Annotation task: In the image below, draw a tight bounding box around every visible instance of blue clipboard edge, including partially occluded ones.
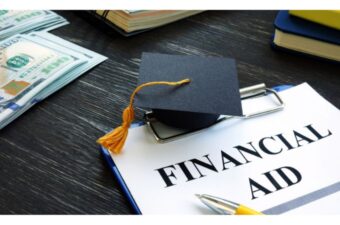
[99,85,293,215]
[100,146,142,214]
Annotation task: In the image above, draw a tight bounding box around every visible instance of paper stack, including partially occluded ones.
[0,10,68,40]
[0,32,107,129]
[93,10,203,36]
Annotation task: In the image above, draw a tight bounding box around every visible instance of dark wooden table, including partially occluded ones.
[0,11,339,214]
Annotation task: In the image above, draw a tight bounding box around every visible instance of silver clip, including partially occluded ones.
[144,83,285,143]
[240,83,284,118]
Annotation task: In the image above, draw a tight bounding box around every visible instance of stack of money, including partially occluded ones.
[0,10,68,40]
[0,32,107,129]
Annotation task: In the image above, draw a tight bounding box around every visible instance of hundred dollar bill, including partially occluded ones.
[0,32,107,129]
[0,35,87,122]
[28,31,107,66]
[25,32,107,95]
[0,11,48,31]
[0,10,68,40]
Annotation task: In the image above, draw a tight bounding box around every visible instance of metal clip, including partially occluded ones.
[144,83,285,143]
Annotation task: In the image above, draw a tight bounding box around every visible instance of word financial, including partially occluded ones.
[155,124,332,199]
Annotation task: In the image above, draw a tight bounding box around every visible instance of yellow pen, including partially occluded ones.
[195,194,263,215]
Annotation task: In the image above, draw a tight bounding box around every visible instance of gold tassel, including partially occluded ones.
[97,78,191,154]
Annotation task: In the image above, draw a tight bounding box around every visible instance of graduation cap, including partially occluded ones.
[135,52,242,129]
[98,53,243,154]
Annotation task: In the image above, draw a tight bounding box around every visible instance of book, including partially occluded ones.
[272,11,340,62]
[101,83,340,214]
[289,10,340,31]
[92,10,203,36]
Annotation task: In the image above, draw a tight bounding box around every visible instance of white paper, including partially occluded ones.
[110,83,340,214]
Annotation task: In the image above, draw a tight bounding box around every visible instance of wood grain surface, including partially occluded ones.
[0,11,339,214]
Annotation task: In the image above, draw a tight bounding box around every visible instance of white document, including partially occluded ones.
[110,83,340,214]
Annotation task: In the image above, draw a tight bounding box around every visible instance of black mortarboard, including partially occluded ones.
[98,52,243,154]
[135,53,243,130]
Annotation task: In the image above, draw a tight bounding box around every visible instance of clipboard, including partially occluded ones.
[100,145,142,214]
[99,84,293,214]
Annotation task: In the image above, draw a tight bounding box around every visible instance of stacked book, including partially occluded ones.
[91,10,203,36]
[272,10,340,63]
[0,10,68,40]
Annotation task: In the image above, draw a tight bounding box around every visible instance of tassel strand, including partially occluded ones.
[97,78,190,154]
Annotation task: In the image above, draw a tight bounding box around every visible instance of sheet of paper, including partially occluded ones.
[110,83,340,214]
[284,191,340,215]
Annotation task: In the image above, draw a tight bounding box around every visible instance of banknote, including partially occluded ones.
[0,34,87,122]
[0,11,49,31]
[25,32,107,99]
[0,10,68,40]
[0,32,107,129]
[27,31,107,65]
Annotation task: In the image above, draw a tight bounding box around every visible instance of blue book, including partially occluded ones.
[272,11,340,62]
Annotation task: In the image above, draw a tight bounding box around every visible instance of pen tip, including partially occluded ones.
[195,194,202,199]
